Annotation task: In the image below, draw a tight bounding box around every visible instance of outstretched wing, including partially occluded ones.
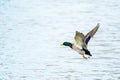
[74,31,86,49]
[85,23,100,45]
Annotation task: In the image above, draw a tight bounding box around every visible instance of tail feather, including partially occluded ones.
[83,48,92,56]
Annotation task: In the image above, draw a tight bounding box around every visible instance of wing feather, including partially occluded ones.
[74,31,86,49]
[85,23,100,45]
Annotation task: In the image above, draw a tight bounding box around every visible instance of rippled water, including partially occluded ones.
[0,0,120,80]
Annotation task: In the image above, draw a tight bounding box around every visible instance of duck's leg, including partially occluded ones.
[82,54,87,59]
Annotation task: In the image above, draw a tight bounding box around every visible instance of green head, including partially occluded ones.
[61,42,72,47]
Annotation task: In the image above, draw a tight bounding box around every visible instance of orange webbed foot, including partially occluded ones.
[82,55,88,60]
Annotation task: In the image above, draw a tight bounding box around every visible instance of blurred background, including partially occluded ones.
[0,0,120,80]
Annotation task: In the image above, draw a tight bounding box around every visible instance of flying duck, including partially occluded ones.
[61,23,99,59]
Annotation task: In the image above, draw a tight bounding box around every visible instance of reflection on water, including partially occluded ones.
[0,0,120,80]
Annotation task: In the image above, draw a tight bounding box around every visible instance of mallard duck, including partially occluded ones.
[61,24,99,59]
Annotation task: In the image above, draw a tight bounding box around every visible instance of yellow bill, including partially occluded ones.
[60,44,64,46]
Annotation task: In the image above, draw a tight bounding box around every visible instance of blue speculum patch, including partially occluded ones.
[85,36,91,44]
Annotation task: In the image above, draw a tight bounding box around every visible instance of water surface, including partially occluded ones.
[0,0,120,80]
